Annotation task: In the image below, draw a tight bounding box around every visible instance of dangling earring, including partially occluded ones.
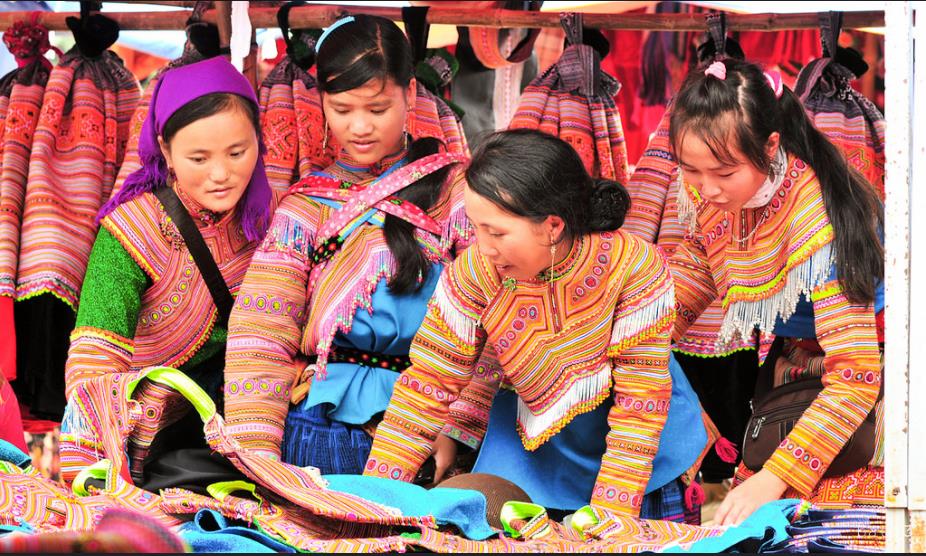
[403,125,408,151]
[549,239,557,280]
[168,166,177,186]
[548,235,562,334]
[322,121,329,152]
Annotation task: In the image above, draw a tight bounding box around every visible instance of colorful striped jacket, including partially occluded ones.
[668,154,882,495]
[364,231,676,517]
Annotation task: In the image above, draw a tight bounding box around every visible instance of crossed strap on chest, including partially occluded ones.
[289,153,462,264]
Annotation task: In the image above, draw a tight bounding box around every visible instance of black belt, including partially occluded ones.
[327,346,411,372]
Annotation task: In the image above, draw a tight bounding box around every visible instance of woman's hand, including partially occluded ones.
[431,433,459,484]
[713,469,788,526]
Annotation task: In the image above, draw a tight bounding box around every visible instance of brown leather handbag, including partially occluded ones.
[741,338,881,478]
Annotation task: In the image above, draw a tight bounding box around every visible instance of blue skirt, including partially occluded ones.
[280,403,373,475]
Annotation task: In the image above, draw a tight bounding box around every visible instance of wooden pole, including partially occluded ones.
[244,6,885,32]
[0,10,194,30]
[214,1,232,49]
[0,7,885,32]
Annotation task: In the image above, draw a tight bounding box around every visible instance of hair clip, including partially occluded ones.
[704,60,726,80]
[764,70,783,99]
[316,15,355,52]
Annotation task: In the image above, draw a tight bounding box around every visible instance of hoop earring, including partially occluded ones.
[322,121,328,151]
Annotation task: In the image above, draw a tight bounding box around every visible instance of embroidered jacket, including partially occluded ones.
[65,190,257,397]
[669,154,882,494]
[364,231,676,517]
[223,152,472,456]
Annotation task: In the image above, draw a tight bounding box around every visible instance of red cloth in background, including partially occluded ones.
[1,378,27,452]
[0,296,14,381]
[595,27,824,166]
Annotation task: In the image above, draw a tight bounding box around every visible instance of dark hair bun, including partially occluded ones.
[588,178,630,231]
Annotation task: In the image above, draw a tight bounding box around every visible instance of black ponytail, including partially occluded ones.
[670,58,883,304]
[383,137,451,294]
[776,86,883,303]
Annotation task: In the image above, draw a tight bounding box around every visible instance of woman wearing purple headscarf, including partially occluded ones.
[60,57,273,486]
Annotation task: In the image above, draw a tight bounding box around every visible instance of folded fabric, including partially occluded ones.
[323,474,496,540]
[661,498,800,553]
[0,438,30,468]
[179,509,296,553]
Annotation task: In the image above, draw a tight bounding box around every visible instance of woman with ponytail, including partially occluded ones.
[223,15,472,473]
[364,128,713,523]
[668,58,884,525]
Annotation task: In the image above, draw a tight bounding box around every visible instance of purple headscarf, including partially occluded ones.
[98,56,272,242]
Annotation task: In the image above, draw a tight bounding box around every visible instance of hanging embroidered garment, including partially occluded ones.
[107,1,217,202]
[15,11,140,307]
[793,12,885,200]
[11,9,140,420]
[408,83,469,157]
[509,13,629,183]
[0,16,58,383]
[259,5,332,189]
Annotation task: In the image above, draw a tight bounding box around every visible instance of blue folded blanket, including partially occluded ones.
[323,474,497,540]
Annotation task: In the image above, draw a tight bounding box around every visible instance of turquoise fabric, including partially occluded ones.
[178,509,296,553]
[323,474,497,540]
[661,498,800,553]
[472,352,707,511]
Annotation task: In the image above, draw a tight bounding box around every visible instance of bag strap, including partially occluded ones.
[154,187,234,328]
[752,335,786,402]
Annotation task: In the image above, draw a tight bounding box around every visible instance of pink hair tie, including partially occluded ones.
[704,61,726,80]
[764,70,783,99]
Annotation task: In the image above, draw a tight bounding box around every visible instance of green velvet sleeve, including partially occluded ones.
[75,227,227,375]
[75,227,151,338]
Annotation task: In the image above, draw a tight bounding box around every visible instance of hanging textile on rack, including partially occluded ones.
[509,12,629,183]
[0,15,58,384]
[794,12,885,199]
[12,5,140,420]
[259,1,329,190]
[402,6,469,156]
[447,1,542,142]
[108,0,218,201]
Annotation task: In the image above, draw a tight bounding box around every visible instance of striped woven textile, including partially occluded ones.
[509,14,629,183]
[670,155,882,496]
[15,48,140,309]
[409,82,469,156]
[0,64,51,300]
[365,231,676,518]
[794,62,885,200]
[259,55,336,191]
[0,457,181,535]
[794,13,884,200]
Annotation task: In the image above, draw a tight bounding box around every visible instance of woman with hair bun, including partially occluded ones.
[364,128,711,522]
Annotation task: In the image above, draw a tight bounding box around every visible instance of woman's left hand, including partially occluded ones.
[713,469,788,526]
